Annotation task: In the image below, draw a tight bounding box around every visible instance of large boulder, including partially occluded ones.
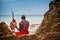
[0,22,19,40]
[36,0,60,40]
[0,22,12,37]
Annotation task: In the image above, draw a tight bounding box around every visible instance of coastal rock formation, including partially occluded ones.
[0,22,12,37]
[36,0,60,40]
[0,0,60,40]
[0,22,20,40]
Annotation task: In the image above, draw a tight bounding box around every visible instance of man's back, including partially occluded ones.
[15,15,29,36]
[19,20,29,31]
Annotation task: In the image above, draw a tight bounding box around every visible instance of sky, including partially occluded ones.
[0,0,51,15]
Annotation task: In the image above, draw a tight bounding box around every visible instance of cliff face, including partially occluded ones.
[37,0,60,33]
[36,0,60,40]
[0,0,60,40]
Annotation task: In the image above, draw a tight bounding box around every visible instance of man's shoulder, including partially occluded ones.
[25,20,29,23]
[19,20,29,24]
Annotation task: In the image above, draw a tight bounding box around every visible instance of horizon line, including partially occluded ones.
[0,15,43,16]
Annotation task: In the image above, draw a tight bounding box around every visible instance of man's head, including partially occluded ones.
[21,15,26,19]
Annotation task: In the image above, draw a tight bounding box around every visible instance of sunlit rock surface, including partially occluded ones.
[36,0,60,40]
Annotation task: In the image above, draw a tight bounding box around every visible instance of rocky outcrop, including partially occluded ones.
[0,0,60,40]
[36,0,60,40]
[0,22,19,40]
[0,22,13,37]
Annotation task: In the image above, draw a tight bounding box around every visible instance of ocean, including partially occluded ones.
[0,15,44,34]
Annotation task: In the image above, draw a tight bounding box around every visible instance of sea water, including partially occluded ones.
[0,15,44,34]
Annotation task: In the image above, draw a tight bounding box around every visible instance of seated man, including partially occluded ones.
[16,15,29,36]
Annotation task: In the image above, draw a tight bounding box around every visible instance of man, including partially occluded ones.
[16,15,29,36]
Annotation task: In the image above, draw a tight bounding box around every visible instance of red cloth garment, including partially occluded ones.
[15,26,29,36]
[15,20,29,36]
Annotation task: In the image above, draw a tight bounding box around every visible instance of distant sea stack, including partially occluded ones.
[36,0,60,40]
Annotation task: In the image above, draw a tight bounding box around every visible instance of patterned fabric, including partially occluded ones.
[19,20,29,31]
[15,20,29,36]
[10,21,17,30]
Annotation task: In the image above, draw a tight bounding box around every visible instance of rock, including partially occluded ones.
[51,23,60,32]
[0,36,19,40]
[41,32,60,40]
[36,0,60,40]
[0,22,19,40]
[0,22,12,37]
